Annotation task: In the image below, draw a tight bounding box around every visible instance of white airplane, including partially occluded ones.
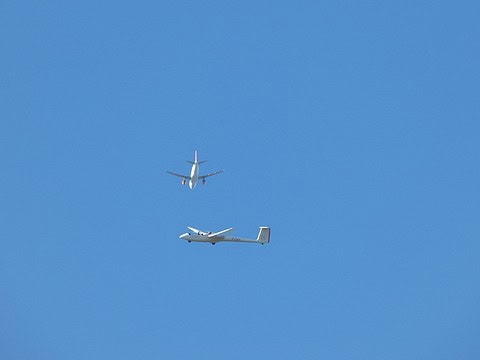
[166,150,223,189]
[180,226,271,245]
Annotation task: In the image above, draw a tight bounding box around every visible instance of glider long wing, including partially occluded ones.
[187,226,208,235]
[208,227,234,237]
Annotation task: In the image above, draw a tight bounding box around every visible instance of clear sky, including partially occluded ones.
[1,1,480,359]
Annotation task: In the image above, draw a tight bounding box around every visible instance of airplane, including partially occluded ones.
[180,226,271,245]
[166,150,223,189]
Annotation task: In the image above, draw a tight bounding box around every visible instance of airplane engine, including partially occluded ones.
[202,179,206,185]
[181,179,186,185]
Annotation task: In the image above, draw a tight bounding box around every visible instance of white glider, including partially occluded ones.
[180,226,271,245]
[167,150,223,189]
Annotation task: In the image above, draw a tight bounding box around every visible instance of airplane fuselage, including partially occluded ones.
[189,162,199,189]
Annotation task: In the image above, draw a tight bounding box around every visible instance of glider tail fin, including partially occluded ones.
[257,227,271,244]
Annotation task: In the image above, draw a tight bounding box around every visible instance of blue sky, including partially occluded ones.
[1,1,480,359]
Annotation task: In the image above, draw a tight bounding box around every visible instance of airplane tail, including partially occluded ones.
[257,227,271,244]
[187,150,207,164]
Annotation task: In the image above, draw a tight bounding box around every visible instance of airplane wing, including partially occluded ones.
[208,227,234,237]
[198,170,224,180]
[166,171,191,180]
